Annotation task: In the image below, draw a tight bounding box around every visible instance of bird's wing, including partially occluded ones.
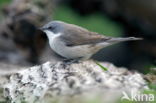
[60,23,111,46]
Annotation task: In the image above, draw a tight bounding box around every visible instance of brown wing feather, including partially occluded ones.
[60,23,111,46]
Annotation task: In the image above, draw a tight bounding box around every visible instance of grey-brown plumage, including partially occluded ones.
[40,21,142,60]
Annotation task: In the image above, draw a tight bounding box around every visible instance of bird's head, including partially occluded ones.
[40,21,65,37]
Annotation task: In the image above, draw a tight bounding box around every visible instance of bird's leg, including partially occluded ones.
[63,58,79,64]
[62,57,82,65]
[61,58,79,69]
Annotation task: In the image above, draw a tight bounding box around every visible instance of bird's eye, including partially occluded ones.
[47,26,56,33]
[48,27,52,29]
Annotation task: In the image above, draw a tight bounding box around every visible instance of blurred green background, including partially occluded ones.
[0,0,10,18]
[53,5,123,37]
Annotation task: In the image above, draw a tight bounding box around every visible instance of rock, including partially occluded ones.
[3,60,148,103]
[0,62,25,102]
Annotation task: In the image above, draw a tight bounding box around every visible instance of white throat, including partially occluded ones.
[44,30,62,42]
[44,30,56,39]
[44,30,62,44]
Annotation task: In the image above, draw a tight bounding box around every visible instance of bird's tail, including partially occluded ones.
[107,37,143,43]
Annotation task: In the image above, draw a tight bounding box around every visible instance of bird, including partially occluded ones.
[40,20,142,62]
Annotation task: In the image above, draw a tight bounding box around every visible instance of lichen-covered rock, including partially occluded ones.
[4,60,148,103]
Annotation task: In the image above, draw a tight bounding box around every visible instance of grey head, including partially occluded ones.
[40,21,65,34]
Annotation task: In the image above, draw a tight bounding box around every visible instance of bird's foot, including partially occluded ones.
[63,59,80,65]
[61,59,79,69]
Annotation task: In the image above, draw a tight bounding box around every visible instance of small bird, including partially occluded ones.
[40,21,142,62]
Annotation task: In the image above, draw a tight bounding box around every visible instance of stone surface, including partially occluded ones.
[3,60,148,103]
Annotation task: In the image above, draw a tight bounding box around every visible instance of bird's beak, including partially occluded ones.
[39,27,47,31]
